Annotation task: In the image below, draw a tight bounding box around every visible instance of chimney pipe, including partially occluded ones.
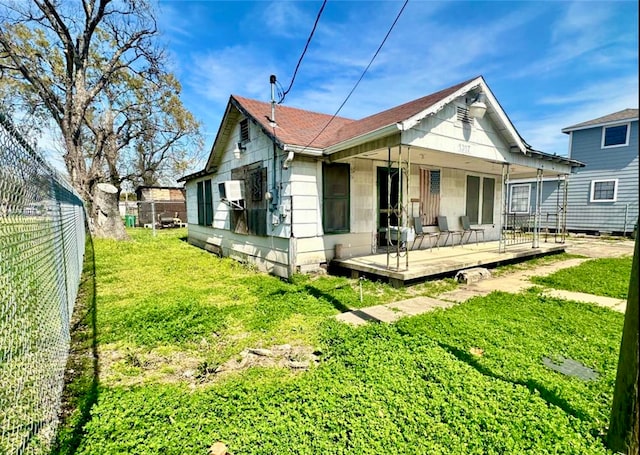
[270,74,277,126]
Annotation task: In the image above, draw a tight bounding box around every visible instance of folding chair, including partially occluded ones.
[460,215,485,245]
[436,216,464,247]
[412,217,440,251]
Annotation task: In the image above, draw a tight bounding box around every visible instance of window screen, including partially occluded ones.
[482,177,495,223]
[509,184,530,213]
[465,175,480,224]
[323,163,350,233]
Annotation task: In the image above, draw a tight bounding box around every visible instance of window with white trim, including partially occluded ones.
[590,179,618,202]
[601,123,629,148]
[509,184,531,213]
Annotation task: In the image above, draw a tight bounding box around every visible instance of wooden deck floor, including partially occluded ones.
[331,240,566,286]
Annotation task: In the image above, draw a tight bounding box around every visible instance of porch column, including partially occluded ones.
[499,163,510,253]
[533,168,544,248]
[561,175,568,243]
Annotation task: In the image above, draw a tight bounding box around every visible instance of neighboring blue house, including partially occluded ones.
[562,108,638,235]
[507,108,638,236]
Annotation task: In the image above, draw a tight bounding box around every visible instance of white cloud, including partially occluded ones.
[516,76,639,155]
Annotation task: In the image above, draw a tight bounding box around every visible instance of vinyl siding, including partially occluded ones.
[566,120,638,233]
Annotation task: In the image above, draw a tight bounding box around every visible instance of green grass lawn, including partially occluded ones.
[55,229,624,454]
[531,256,633,299]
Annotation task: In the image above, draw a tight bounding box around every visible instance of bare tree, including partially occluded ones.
[0,0,201,238]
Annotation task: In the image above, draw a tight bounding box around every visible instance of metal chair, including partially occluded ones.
[412,217,440,251]
[460,215,485,245]
[436,216,464,246]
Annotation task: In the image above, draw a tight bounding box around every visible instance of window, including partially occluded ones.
[323,163,350,233]
[602,123,629,148]
[465,175,495,224]
[240,119,250,143]
[230,163,267,236]
[590,179,618,202]
[196,179,213,226]
[509,184,531,213]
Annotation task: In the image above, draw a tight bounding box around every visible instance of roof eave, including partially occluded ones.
[323,123,401,155]
[562,117,639,134]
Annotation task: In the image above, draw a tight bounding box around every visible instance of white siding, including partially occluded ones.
[404,102,510,163]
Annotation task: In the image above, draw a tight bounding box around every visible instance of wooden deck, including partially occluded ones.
[331,240,566,286]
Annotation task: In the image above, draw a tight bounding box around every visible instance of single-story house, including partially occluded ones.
[180,76,583,278]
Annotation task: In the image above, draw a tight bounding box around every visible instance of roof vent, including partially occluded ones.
[457,106,472,124]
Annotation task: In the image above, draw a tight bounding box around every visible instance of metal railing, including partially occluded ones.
[0,113,85,454]
[565,204,638,236]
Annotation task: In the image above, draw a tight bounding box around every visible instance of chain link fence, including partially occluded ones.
[0,113,85,454]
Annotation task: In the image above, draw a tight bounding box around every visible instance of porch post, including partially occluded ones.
[561,176,568,243]
[533,168,543,248]
[500,163,509,253]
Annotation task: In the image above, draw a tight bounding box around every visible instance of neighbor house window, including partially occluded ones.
[466,175,495,224]
[590,179,618,202]
[601,123,629,148]
[323,163,350,233]
[240,119,250,143]
[197,179,213,226]
[509,184,531,213]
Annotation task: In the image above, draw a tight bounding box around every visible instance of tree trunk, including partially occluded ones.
[608,236,639,454]
[90,183,129,240]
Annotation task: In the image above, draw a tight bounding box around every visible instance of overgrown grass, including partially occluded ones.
[531,256,633,299]
[57,229,624,454]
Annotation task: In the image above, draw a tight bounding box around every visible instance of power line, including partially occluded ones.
[301,0,409,151]
[278,0,327,104]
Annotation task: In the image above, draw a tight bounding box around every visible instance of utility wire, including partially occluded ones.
[278,0,327,104]
[300,0,409,151]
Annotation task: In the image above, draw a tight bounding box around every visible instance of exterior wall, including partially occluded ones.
[507,178,568,232]
[404,101,511,163]
[187,223,291,278]
[294,160,503,266]
[565,120,638,233]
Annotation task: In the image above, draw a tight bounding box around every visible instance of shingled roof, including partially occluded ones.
[231,95,354,149]
[562,108,639,133]
[232,76,479,150]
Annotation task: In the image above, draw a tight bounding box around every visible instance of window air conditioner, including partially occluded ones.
[218,180,244,203]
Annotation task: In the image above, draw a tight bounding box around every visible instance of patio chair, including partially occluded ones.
[436,216,464,247]
[460,215,485,245]
[412,217,440,251]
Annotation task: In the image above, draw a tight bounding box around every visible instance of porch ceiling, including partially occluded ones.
[335,145,567,178]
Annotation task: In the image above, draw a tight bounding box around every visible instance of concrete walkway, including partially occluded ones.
[335,237,633,325]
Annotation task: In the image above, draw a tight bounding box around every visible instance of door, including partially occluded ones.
[377,166,401,246]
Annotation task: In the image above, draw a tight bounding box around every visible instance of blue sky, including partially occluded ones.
[157,0,638,160]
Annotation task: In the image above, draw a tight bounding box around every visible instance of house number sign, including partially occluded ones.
[458,144,471,154]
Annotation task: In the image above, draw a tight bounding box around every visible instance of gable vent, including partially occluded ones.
[457,106,472,124]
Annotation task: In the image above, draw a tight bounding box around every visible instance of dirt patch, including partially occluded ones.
[198,344,321,381]
[99,343,320,387]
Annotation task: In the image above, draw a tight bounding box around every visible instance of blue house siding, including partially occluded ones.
[566,119,638,234]
[507,179,568,230]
